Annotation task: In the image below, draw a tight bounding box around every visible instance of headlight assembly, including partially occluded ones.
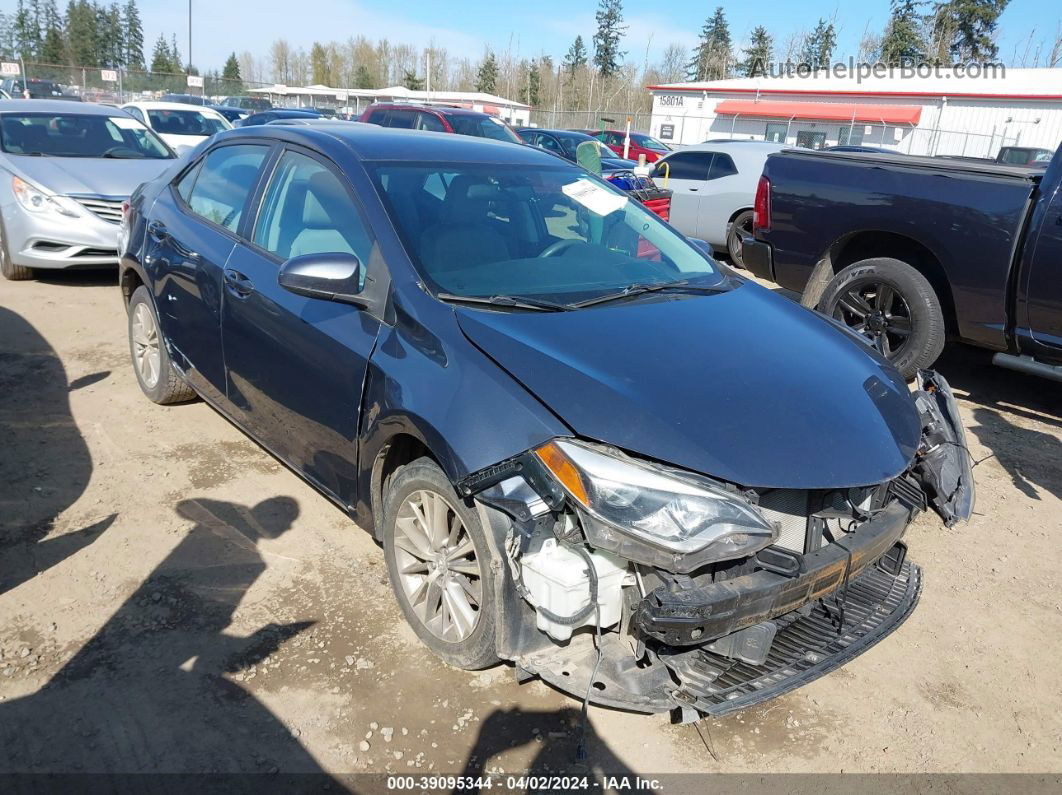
[534,439,777,573]
[12,176,80,217]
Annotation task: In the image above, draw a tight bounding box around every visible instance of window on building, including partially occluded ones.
[839,125,865,146]
[765,123,787,143]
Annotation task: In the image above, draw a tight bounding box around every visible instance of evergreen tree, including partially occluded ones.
[526,59,541,106]
[222,52,241,80]
[170,33,182,71]
[0,12,15,60]
[562,35,587,80]
[354,64,373,89]
[592,0,626,78]
[149,33,170,72]
[800,18,837,69]
[401,68,423,90]
[64,0,97,66]
[122,0,144,69]
[687,7,732,80]
[39,0,64,63]
[739,25,772,76]
[930,0,1008,63]
[475,50,497,93]
[14,0,36,58]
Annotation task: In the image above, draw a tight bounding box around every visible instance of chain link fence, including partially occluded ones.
[528,108,653,133]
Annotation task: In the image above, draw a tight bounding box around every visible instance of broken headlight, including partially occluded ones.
[534,439,777,573]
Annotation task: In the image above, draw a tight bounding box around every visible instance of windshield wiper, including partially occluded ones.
[570,280,729,308]
[436,293,571,312]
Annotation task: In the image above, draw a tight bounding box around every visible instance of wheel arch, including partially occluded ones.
[825,230,958,336]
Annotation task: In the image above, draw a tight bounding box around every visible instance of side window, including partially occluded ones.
[417,112,446,132]
[366,108,389,126]
[605,132,623,146]
[536,134,564,155]
[183,144,268,231]
[175,159,204,203]
[707,154,737,180]
[125,107,145,124]
[386,110,417,129]
[253,150,373,267]
[655,152,713,181]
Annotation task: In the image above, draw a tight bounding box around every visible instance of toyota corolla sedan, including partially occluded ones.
[0,100,177,280]
[118,124,973,720]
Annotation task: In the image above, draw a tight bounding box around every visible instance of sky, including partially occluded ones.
[91,0,1062,75]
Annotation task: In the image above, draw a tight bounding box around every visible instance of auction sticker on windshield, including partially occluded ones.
[562,178,628,216]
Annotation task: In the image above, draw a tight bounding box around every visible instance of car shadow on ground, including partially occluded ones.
[456,706,637,787]
[0,495,340,786]
[0,306,113,596]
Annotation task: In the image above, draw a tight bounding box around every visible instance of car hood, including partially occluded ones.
[456,281,922,489]
[5,155,176,198]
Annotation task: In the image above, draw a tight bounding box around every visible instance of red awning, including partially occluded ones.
[714,99,922,125]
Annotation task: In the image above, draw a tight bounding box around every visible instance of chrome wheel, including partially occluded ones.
[131,302,161,388]
[392,489,482,642]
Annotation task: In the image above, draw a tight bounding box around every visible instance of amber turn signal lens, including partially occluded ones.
[534,441,589,506]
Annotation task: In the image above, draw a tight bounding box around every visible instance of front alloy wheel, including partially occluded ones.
[393,489,483,642]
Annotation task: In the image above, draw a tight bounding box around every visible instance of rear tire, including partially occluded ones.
[382,457,500,670]
[0,218,33,281]
[127,286,196,404]
[726,210,755,268]
[817,257,945,380]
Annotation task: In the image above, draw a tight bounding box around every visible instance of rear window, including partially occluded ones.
[0,112,173,159]
[147,109,228,136]
[631,133,670,153]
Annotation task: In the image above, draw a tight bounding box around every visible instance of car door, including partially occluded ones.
[652,151,714,237]
[149,141,271,405]
[693,151,743,245]
[220,146,383,506]
[1023,178,1062,354]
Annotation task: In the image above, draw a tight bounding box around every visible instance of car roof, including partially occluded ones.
[124,101,221,112]
[369,103,493,118]
[680,140,788,153]
[213,123,559,165]
[0,99,114,115]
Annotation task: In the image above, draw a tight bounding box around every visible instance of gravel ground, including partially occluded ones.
[1,270,1060,783]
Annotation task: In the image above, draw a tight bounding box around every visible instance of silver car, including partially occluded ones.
[651,140,787,267]
[0,99,178,280]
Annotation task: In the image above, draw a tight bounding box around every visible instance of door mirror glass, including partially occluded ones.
[278,253,364,304]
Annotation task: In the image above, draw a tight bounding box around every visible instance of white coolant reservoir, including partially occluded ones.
[519,538,629,642]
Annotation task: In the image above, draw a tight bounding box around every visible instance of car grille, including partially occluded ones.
[73,196,124,225]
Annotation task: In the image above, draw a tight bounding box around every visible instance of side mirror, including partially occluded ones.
[688,238,716,259]
[278,252,364,305]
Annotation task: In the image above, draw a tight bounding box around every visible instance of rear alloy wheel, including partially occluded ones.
[383,458,499,670]
[818,257,945,380]
[726,210,755,268]
[0,219,33,281]
[127,286,196,404]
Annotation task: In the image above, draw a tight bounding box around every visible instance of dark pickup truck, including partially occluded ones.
[743,145,1062,381]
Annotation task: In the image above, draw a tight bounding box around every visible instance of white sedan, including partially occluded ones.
[120,101,231,152]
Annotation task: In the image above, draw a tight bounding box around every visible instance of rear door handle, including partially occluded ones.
[223,268,255,297]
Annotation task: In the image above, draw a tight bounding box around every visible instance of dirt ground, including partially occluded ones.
[1,269,1060,785]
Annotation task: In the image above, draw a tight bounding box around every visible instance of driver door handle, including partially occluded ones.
[223,268,255,298]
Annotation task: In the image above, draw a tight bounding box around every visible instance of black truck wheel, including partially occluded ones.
[817,257,945,380]
[726,210,755,268]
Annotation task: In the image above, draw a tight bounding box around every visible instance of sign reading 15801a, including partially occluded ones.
[658,95,684,107]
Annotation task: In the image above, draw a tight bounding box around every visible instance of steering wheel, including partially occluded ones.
[101,146,139,158]
[538,238,584,258]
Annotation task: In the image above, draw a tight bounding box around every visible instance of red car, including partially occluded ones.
[574,129,672,163]
[359,103,522,143]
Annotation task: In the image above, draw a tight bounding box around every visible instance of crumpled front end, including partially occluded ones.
[457,369,973,718]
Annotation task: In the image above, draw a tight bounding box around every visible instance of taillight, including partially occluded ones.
[753,175,771,232]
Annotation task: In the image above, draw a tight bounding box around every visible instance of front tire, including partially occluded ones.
[0,218,33,281]
[817,257,945,380]
[383,458,499,670]
[726,210,755,268]
[127,285,196,404]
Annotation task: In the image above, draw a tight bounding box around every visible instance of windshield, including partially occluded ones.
[147,108,229,136]
[0,112,173,158]
[631,133,670,153]
[371,162,722,305]
[447,115,522,143]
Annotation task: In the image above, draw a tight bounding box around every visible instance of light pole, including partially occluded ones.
[188,0,192,72]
